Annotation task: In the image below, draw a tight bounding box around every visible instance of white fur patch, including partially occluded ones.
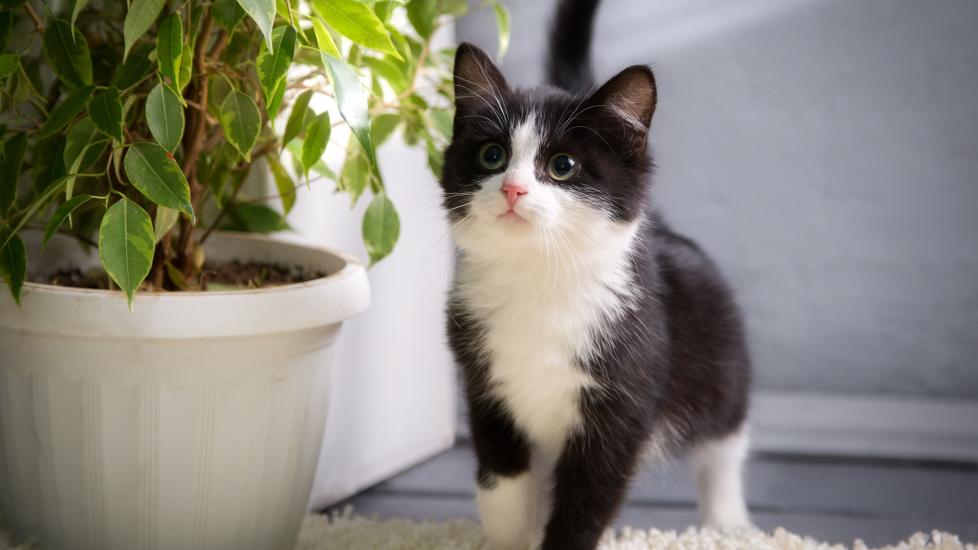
[477,472,540,550]
[692,428,752,529]
[452,113,642,456]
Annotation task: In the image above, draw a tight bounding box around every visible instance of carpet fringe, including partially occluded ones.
[4,512,975,550]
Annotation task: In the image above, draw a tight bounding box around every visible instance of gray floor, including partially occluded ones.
[326,439,978,547]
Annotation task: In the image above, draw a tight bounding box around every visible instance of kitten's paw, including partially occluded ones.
[701,511,753,531]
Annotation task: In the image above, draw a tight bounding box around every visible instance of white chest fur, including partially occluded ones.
[455,221,640,455]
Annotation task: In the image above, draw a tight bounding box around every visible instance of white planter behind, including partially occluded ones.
[265,21,459,507]
[282,135,458,509]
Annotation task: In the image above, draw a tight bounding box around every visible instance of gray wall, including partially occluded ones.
[458,0,978,398]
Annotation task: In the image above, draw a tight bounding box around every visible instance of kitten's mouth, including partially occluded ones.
[498,209,529,224]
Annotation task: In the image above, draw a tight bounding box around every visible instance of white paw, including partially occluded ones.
[702,509,753,531]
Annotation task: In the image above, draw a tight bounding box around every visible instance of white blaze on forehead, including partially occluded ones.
[504,113,541,188]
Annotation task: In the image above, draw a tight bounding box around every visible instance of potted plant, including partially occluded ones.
[0,0,508,548]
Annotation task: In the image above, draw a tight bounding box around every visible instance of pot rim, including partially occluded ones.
[17,232,362,299]
[0,232,371,339]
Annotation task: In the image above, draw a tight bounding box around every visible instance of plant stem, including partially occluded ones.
[170,10,216,276]
[23,4,43,32]
[198,168,249,244]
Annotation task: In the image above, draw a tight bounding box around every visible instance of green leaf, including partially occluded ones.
[373,0,396,23]
[71,0,90,26]
[124,142,194,220]
[154,206,179,242]
[311,17,341,59]
[341,146,370,204]
[429,108,453,142]
[63,117,102,172]
[214,0,247,31]
[42,18,92,88]
[0,230,26,305]
[312,0,401,59]
[219,90,261,161]
[406,0,436,39]
[3,174,69,252]
[43,194,96,247]
[146,83,185,152]
[207,73,234,114]
[362,56,407,93]
[32,136,67,193]
[286,140,336,181]
[267,155,295,215]
[257,26,296,118]
[123,0,165,61]
[362,191,399,265]
[114,42,155,89]
[177,43,193,92]
[227,203,289,233]
[301,111,330,182]
[442,0,469,16]
[385,25,412,65]
[0,12,13,51]
[156,13,183,87]
[63,117,106,199]
[165,261,188,289]
[0,53,18,80]
[37,85,94,140]
[490,0,511,58]
[236,0,276,50]
[323,54,375,166]
[425,134,443,176]
[99,197,155,306]
[188,0,205,36]
[282,89,313,148]
[90,86,124,142]
[0,133,27,214]
[370,113,401,147]
[265,81,285,123]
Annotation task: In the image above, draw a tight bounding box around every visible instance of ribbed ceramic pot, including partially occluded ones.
[0,232,370,550]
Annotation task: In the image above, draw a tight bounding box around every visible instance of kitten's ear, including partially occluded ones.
[585,65,657,149]
[453,43,511,114]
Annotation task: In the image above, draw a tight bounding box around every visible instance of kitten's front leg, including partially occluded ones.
[541,428,643,550]
[470,397,540,550]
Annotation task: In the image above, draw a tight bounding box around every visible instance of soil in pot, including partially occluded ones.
[35,260,327,291]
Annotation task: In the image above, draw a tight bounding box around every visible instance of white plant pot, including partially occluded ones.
[0,232,370,550]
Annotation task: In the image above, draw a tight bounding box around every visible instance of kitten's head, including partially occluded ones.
[441,43,657,261]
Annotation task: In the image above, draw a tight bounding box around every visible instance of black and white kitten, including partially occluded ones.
[440,1,751,548]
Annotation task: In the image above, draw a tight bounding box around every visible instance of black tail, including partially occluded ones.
[546,0,601,94]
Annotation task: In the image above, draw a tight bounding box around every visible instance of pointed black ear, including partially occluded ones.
[586,65,657,133]
[453,43,511,115]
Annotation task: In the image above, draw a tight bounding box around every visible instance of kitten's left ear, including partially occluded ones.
[585,65,657,148]
[453,43,511,115]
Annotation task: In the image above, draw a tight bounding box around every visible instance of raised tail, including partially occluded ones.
[546,0,601,94]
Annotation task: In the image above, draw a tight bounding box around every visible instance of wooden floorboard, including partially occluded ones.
[327,442,978,547]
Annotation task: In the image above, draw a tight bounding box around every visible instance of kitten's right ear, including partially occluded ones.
[453,43,511,114]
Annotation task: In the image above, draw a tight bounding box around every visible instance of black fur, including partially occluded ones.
[442,2,751,548]
[547,0,600,93]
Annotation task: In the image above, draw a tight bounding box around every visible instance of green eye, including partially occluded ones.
[547,153,579,180]
[478,142,507,170]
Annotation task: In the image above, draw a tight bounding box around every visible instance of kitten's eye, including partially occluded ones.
[478,142,507,171]
[547,153,580,180]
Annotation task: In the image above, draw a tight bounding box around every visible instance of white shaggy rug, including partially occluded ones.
[3,511,975,550]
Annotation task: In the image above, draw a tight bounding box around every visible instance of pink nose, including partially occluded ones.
[501,181,528,208]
